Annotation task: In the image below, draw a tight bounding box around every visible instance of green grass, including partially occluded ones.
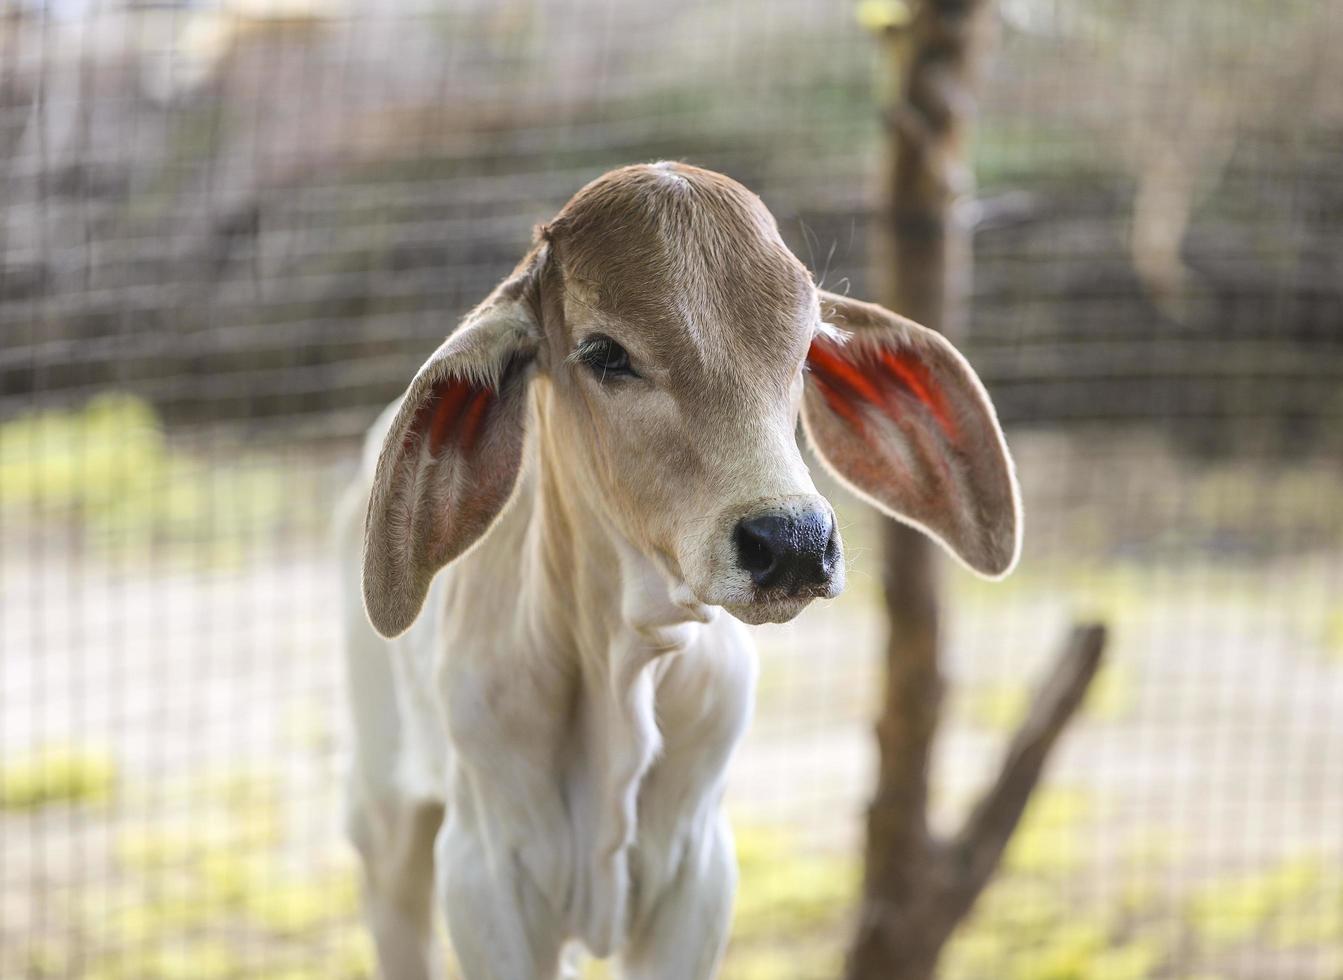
[961,659,1138,734]
[6,758,1341,979]
[0,744,118,810]
[1188,856,1343,949]
[0,393,316,563]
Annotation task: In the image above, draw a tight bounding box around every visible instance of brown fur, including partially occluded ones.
[364,159,1017,635]
[541,163,814,387]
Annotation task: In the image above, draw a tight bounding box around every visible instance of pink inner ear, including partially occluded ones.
[406,376,497,456]
[806,342,874,432]
[807,336,957,440]
[456,387,495,453]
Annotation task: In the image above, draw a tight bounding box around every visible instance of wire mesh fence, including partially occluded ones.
[2,0,1341,977]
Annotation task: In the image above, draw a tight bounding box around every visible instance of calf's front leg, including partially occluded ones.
[437,820,569,980]
[620,814,737,980]
[346,788,444,980]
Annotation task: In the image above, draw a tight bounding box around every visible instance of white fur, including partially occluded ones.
[339,410,757,980]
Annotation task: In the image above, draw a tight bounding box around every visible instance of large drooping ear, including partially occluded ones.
[362,249,545,637]
[802,290,1021,578]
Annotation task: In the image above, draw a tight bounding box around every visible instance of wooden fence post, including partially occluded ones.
[845,4,1108,978]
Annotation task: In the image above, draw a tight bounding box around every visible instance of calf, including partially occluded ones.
[338,162,1020,980]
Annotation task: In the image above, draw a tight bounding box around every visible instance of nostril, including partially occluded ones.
[734,510,838,593]
[822,520,840,573]
[734,520,778,577]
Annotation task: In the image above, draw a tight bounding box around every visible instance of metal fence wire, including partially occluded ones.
[2,0,1342,977]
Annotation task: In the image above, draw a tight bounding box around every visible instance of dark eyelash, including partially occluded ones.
[575,335,637,381]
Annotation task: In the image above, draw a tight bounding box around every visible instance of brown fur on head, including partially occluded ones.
[362,162,1020,638]
[542,163,814,363]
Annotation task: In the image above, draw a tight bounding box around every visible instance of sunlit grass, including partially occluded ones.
[961,660,1139,734]
[0,744,118,809]
[0,393,317,562]
[1188,856,1343,949]
[4,753,1341,979]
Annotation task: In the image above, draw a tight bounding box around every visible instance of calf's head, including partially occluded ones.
[362,162,1020,637]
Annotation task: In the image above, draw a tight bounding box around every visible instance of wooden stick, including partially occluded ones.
[949,623,1108,911]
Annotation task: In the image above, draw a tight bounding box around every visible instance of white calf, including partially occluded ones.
[338,162,1020,980]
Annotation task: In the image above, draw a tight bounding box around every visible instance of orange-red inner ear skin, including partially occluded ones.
[807,341,886,407]
[806,336,958,440]
[405,377,497,457]
[457,388,494,453]
[427,379,475,455]
[878,348,957,439]
[808,371,865,430]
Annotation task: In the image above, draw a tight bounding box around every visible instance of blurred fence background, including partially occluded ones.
[2,1,1341,977]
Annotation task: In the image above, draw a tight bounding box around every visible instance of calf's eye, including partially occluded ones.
[576,335,637,381]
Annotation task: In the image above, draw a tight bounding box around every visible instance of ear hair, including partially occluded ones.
[804,289,1022,579]
[815,317,849,345]
[360,247,546,638]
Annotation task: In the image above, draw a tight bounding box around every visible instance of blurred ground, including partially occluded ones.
[3,408,1341,979]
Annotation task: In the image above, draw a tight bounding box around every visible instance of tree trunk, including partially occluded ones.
[845,4,1107,979]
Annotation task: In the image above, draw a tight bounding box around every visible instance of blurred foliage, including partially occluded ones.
[1001,788,1093,878]
[82,771,368,980]
[946,789,1343,980]
[0,393,317,561]
[963,660,1137,733]
[1189,857,1343,950]
[1326,611,1343,664]
[5,757,1342,979]
[0,744,118,809]
[731,828,859,944]
[854,0,912,34]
